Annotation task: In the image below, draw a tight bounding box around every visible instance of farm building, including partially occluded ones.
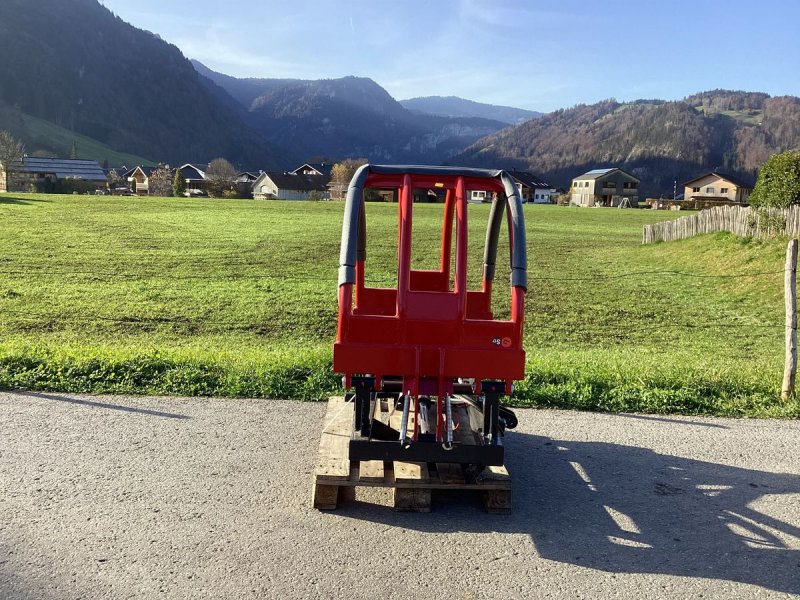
[1,157,107,192]
[252,171,331,200]
[570,168,640,207]
[683,172,752,208]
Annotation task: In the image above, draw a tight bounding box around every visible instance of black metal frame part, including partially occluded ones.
[351,375,375,437]
[347,380,516,466]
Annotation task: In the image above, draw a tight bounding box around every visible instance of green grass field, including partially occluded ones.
[1,193,797,417]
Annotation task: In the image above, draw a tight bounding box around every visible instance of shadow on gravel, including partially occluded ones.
[615,413,730,429]
[337,431,800,595]
[18,391,190,420]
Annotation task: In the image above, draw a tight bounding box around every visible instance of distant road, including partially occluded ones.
[1,391,798,599]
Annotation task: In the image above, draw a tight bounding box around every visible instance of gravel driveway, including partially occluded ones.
[1,391,798,599]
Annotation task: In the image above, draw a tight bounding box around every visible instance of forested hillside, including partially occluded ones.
[455,91,800,196]
[0,0,283,168]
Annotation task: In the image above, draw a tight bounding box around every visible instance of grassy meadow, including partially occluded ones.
[0,192,797,417]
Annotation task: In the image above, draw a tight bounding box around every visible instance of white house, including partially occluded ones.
[252,171,331,200]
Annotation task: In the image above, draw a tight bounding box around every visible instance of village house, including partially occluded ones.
[236,171,259,197]
[123,165,156,195]
[507,170,556,204]
[468,169,555,204]
[570,168,640,207]
[0,157,107,192]
[252,171,331,200]
[682,171,752,208]
[176,164,207,195]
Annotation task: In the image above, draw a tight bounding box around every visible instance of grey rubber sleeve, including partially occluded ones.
[482,195,505,283]
[501,172,528,289]
[338,164,370,286]
[482,175,528,289]
[338,164,527,289]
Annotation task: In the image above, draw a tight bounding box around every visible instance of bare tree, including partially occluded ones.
[329,158,368,200]
[107,168,123,191]
[205,157,237,198]
[0,130,25,192]
[148,164,173,197]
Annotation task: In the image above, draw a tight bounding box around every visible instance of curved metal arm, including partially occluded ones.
[339,166,527,290]
[482,173,528,289]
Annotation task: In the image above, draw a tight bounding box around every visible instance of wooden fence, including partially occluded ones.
[642,205,800,244]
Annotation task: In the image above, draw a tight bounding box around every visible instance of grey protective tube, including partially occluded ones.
[482,195,505,283]
[338,164,370,286]
[445,394,454,445]
[500,172,528,289]
[482,173,528,289]
[399,392,411,444]
[357,201,367,263]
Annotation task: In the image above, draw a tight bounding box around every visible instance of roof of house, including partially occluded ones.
[573,167,640,182]
[507,170,552,189]
[104,165,129,175]
[13,157,107,181]
[258,171,331,192]
[178,163,206,180]
[237,172,259,181]
[682,171,753,189]
[292,163,332,177]
[123,165,157,178]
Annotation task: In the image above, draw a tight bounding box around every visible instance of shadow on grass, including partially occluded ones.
[335,430,800,595]
[16,391,190,420]
[0,195,52,205]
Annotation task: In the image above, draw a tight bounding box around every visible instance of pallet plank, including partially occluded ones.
[394,461,430,483]
[393,488,432,512]
[312,483,340,510]
[313,397,512,513]
[483,489,512,514]
[315,396,352,482]
[359,460,386,483]
[478,464,511,485]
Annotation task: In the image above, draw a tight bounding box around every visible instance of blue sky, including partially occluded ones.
[100,0,799,112]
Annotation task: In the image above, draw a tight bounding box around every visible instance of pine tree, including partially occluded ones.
[69,141,78,159]
[172,170,187,197]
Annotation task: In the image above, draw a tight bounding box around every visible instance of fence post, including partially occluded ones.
[782,238,798,400]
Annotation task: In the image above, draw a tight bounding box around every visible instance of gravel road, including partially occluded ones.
[1,391,799,599]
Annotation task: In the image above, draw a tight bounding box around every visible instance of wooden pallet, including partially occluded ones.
[312,396,512,513]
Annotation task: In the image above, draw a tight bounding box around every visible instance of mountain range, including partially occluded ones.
[399,96,541,124]
[454,90,800,196]
[192,61,512,164]
[0,0,798,195]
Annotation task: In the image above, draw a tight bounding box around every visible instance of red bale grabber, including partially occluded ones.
[334,165,527,467]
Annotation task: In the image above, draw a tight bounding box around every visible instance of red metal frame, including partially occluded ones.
[334,170,526,442]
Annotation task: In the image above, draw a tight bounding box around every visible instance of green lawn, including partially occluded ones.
[0,193,797,417]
